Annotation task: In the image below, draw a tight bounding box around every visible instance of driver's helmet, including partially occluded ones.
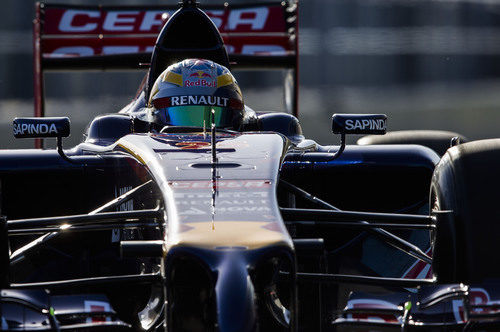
[148,59,244,129]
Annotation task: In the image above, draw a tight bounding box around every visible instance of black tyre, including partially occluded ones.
[358,130,468,156]
[1,216,9,288]
[431,139,500,283]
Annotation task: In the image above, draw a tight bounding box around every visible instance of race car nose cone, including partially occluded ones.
[215,252,257,332]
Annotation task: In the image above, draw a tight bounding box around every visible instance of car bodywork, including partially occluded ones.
[2,1,498,331]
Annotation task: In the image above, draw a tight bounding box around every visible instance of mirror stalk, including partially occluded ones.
[329,133,346,161]
[56,136,78,164]
[330,113,387,161]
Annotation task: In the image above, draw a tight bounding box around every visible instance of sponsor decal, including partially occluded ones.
[184,79,216,88]
[150,134,237,151]
[452,288,500,323]
[84,300,111,323]
[170,182,275,220]
[180,205,271,215]
[183,65,218,88]
[175,197,270,207]
[174,192,268,199]
[41,6,292,57]
[154,148,236,155]
[45,41,288,57]
[111,186,133,243]
[224,7,269,31]
[170,180,271,190]
[152,138,214,150]
[345,119,386,131]
[347,299,401,323]
[171,95,228,106]
[188,70,213,79]
[49,6,279,34]
[13,123,58,136]
[152,132,236,139]
[175,141,211,150]
[57,9,169,33]
[152,139,237,153]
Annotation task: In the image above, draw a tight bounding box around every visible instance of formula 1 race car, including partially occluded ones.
[2,1,500,331]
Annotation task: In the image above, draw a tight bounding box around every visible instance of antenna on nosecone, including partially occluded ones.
[210,108,218,230]
[211,108,217,164]
[180,0,199,8]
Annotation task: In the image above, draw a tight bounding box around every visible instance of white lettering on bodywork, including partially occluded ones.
[14,123,58,135]
[103,11,139,32]
[226,7,269,31]
[345,119,386,131]
[139,11,167,31]
[170,96,228,107]
[59,10,99,32]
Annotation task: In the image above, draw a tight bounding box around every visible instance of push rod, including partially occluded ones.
[279,181,432,264]
[8,208,161,229]
[290,272,435,288]
[10,181,159,265]
[280,207,433,224]
[10,273,161,289]
[9,222,159,236]
[286,221,435,230]
[89,180,153,214]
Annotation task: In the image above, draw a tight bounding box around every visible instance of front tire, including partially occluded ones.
[431,139,500,283]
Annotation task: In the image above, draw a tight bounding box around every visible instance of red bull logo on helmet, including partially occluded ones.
[184,69,217,87]
[189,71,213,79]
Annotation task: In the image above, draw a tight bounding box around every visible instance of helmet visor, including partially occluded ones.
[158,106,236,128]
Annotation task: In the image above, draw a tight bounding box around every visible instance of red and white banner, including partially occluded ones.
[40,4,294,57]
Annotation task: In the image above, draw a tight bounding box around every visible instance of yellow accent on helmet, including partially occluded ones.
[163,71,183,86]
[149,85,160,107]
[235,84,243,98]
[217,73,234,88]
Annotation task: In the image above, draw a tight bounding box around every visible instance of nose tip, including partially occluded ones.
[215,253,258,332]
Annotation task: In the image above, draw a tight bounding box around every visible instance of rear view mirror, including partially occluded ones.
[13,117,78,164]
[13,117,70,139]
[328,114,387,161]
[332,114,387,135]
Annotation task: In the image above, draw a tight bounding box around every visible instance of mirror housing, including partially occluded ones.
[332,114,387,135]
[328,113,387,161]
[13,117,78,164]
[13,117,70,139]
